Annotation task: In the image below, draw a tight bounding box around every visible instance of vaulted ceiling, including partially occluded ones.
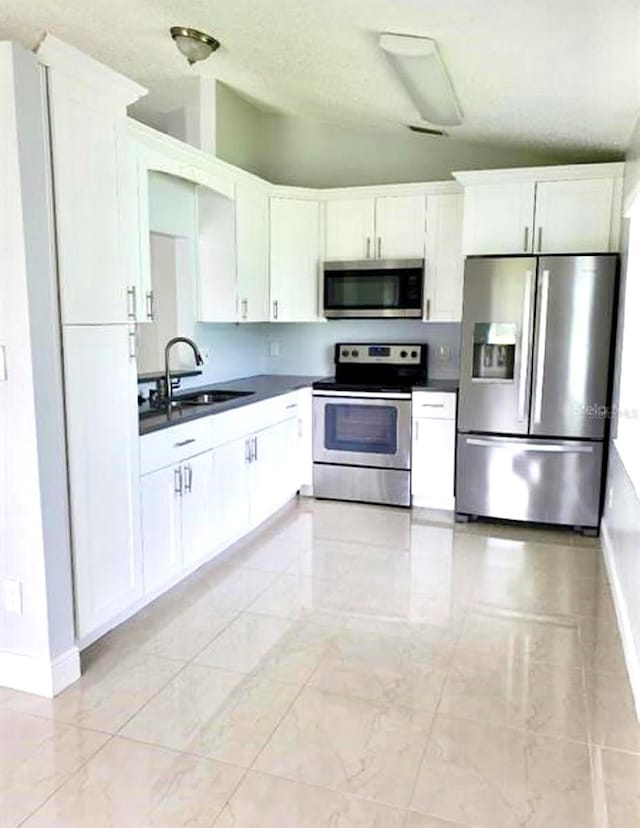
[0,0,638,155]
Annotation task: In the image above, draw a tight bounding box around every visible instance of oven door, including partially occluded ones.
[313,392,412,469]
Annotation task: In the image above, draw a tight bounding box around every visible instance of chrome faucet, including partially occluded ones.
[163,337,204,404]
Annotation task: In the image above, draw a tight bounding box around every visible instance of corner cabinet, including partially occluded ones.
[270,198,322,322]
[411,391,457,511]
[455,164,623,256]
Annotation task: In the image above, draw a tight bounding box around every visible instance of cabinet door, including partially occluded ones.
[63,325,142,640]
[250,418,300,527]
[374,196,426,258]
[325,199,375,260]
[533,178,616,253]
[297,389,313,491]
[197,185,237,322]
[123,148,153,323]
[411,416,456,510]
[270,198,321,322]
[424,193,464,321]
[211,438,251,549]
[181,451,216,569]
[236,181,270,322]
[462,182,536,255]
[48,74,131,325]
[141,466,182,594]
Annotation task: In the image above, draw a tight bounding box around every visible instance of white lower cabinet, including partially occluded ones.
[141,464,182,594]
[411,392,457,511]
[140,407,304,602]
[63,325,143,641]
[248,416,300,527]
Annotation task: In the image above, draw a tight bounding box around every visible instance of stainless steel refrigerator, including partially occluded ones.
[456,254,617,532]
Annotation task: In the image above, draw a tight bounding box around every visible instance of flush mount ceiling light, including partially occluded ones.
[170,27,220,66]
[379,33,462,127]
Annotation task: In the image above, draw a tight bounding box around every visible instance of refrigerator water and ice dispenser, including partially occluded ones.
[471,323,516,381]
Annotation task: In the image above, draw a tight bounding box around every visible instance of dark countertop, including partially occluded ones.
[139,374,321,436]
[413,379,459,393]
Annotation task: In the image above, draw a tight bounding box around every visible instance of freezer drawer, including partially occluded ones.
[456,434,603,528]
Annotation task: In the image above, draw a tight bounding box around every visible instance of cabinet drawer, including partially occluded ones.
[412,391,456,420]
[141,417,214,474]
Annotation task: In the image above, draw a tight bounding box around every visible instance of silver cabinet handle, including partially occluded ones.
[241,298,248,320]
[414,420,419,440]
[252,436,258,462]
[174,466,183,496]
[245,439,251,464]
[127,285,137,321]
[537,226,543,252]
[146,291,154,321]
[425,298,431,320]
[533,269,550,424]
[174,438,196,448]
[273,300,279,320]
[523,226,529,252]
[0,345,6,381]
[466,437,592,454]
[377,236,382,258]
[183,463,193,493]
[518,270,533,422]
[366,237,371,258]
[128,328,137,361]
[286,403,298,410]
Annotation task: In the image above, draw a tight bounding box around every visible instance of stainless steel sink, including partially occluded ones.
[172,389,255,406]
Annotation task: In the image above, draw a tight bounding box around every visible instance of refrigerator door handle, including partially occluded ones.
[518,269,533,422]
[533,269,550,424]
[466,437,593,454]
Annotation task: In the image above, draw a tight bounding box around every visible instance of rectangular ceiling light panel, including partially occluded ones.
[380,33,463,127]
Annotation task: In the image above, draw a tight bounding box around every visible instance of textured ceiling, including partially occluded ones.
[0,0,638,154]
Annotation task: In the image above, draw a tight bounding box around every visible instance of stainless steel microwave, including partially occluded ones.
[322,259,424,319]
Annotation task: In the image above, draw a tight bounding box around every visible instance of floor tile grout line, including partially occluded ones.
[14,732,117,828]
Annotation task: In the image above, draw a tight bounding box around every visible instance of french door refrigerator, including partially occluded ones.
[456,254,617,532]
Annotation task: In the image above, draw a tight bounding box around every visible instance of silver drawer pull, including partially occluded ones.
[174,438,196,448]
[286,403,298,410]
[420,403,445,408]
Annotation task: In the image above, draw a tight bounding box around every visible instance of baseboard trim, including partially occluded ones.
[412,495,455,511]
[601,518,640,721]
[0,645,80,698]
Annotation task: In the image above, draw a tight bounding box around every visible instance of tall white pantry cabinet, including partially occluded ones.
[38,36,147,643]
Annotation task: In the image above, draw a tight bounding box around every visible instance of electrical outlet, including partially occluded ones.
[2,579,23,615]
[201,348,211,363]
[438,345,451,363]
[269,341,280,358]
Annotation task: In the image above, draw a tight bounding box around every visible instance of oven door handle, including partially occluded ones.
[312,390,412,400]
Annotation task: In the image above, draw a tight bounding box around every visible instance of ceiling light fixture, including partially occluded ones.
[170,27,220,66]
[380,33,462,127]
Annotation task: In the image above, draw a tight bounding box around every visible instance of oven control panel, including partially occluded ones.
[336,344,424,365]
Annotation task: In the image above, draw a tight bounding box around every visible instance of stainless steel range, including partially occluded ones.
[312,343,428,507]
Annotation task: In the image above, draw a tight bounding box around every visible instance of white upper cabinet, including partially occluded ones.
[236,180,270,322]
[270,198,321,322]
[456,165,623,256]
[124,146,153,323]
[325,199,375,260]
[197,185,237,322]
[424,193,464,321]
[39,37,146,325]
[533,178,617,253]
[461,181,536,256]
[47,76,132,324]
[324,195,425,260]
[374,195,426,259]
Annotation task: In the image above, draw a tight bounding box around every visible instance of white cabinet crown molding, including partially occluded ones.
[453,162,624,186]
[36,34,146,107]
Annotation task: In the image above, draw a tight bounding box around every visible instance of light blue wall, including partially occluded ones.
[263,320,460,379]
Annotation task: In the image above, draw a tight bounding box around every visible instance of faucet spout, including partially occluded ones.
[163,337,204,404]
